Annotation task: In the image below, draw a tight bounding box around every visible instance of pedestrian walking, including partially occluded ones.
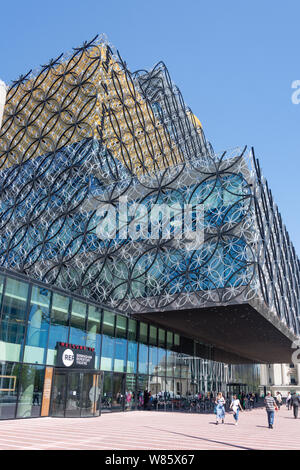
[264,391,278,429]
[276,391,282,410]
[291,392,300,419]
[230,394,243,425]
[215,392,226,425]
[286,392,292,410]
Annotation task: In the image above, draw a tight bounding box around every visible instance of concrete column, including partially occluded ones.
[273,364,282,386]
[260,364,268,386]
[281,364,288,385]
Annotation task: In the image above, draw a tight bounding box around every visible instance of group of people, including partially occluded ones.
[214,390,300,428]
[214,393,243,425]
[286,391,300,418]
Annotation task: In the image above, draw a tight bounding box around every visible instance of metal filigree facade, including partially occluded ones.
[0,35,299,338]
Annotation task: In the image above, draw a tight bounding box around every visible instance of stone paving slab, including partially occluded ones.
[0,407,298,450]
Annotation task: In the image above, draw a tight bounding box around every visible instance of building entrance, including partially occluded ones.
[50,369,102,417]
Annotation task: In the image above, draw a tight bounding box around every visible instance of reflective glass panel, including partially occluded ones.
[46,293,70,365]
[114,338,127,372]
[138,343,148,374]
[86,306,102,369]
[158,328,165,348]
[102,311,115,336]
[69,300,87,346]
[127,341,137,374]
[16,365,45,418]
[115,316,127,339]
[149,346,158,375]
[0,361,19,419]
[125,374,136,410]
[100,335,114,371]
[127,320,137,373]
[0,278,29,362]
[157,348,166,376]
[139,322,148,344]
[24,286,51,364]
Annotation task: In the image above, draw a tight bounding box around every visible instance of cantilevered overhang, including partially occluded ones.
[133,302,298,364]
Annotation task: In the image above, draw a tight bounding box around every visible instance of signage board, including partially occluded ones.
[56,343,95,369]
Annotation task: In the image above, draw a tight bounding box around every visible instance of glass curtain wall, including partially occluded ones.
[0,272,262,419]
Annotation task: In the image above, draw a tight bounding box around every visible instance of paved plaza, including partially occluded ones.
[0,406,299,450]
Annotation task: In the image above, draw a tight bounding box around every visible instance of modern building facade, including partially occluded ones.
[0,34,299,419]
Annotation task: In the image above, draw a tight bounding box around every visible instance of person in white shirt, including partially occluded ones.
[276,391,282,410]
[230,394,243,425]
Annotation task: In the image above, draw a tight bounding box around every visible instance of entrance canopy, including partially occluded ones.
[135,303,296,364]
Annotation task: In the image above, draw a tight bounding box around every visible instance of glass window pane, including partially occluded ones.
[0,361,19,419]
[0,278,29,362]
[137,374,148,410]
[116,316,127,339]
[101,372,112,411]
[166,331,173,348]
[181,354,191,378]
[127,341,137,373]
[166,350,181,377]
[157,348,166,376]
[125,374,136,410]
[114,337,127,372]
[102,311,115,336]
[138,343,148,374]
[149,346,158,375]
[16,365,45,418]
[86,305,102,369]
[149,326,157,346]
[101,312,115,371]
[69,300,87,346]
[0,275,4,304]
[158,329,165,348]
[100,335,114,371]
[128,320,137,341]
[24,286,51,365]
[139,322,148,344]
[46,293,70,365]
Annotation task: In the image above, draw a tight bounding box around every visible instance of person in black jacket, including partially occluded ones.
[291,393,300,419]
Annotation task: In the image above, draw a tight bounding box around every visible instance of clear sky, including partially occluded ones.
[1,0,300,254]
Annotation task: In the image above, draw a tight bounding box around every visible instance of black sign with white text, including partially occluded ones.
[56,343,95,369]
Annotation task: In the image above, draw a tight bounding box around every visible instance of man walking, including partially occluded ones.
[276,391,282,410]
[286,392,292,410]
[264,391,278,429]
[291,392,300,419]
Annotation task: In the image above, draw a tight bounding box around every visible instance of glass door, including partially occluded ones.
[124,374,136,411]
[51,371,67,417]
[111,373,125,411]
[65,372,81,417]
[51,370,102,417]
[81,372,101,417]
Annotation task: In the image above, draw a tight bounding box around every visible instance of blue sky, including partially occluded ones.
[1,0,300,254]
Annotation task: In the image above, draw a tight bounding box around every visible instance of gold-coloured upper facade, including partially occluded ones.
[0,36,206,176]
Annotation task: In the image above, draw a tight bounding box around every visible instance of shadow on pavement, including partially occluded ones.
[143,426,254,450]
